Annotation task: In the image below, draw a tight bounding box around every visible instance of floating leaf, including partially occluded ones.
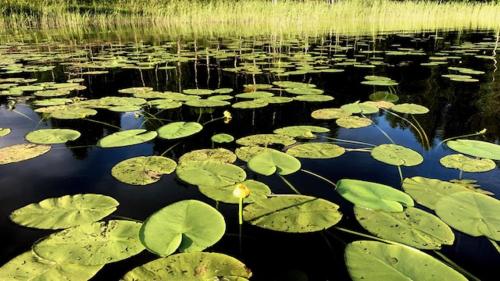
[336,179,414,212]
[446,139,500,160]
[286,143,345,159]
[211,133,234,143]
[285,87,324,95]
[232,100,268,109]
[176,160,246,187]
[50,107,98,120]
[369,91,399,102]
[0,128,11,137]
[354,206,454,249]
[199,180,271,204]
[294,95,334,102]
[235,91,274,99]
[157,122,203,140]
[243,195,342,233]
[345,241,467,281]
[140,200,225,256]
[33,220,144,266]
[336,116,372,128]
[0,144,51,165]
[440,154,496,172]
[436,192,500,240]
[274,125,329,139]
[391,103,429,114]
[371,144,423,167]
[10,194,118,230]
[311,108,351,120]
[122,252,251,281]
[98,129,157,148]
[185,99,230,108]
[236,134,296,147]
[25,129,81,144]
[341,102,379,114]
[179,148,236,164]
[111,156,176,185]
[248,149,301,176]
[0,251,102,281]
[235,146,266,162]
[183,88,214,95]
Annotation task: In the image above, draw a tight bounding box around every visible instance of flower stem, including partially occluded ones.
[301,169,337,189]
[278,175,301,194]
[84,118,121,130]
[324,136,376,147]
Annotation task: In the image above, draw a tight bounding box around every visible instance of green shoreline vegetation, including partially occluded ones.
[1,0,500,39]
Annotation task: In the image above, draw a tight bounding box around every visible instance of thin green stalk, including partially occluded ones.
[12,109,34,121]
[196,110,203,123]
[397,165,404,183]
[203,116,224,126]
[489,239,500,253]
[381,108,427,148]
[160,141,181,156]
[345,148,372,152]
[84,118,121,130]
[301,169,337,189]
[333,226,404,246]
[433,251,481,281]
[411,115,430,148]
[278,175,301,195]
[238,197,243,225]
[324,136,376,147]
[437,129,487,146]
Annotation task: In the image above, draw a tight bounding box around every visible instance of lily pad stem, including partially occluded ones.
[433,251,481,281]
[437,129,487,146]
[324,136,376,147]
[84,118,121,130]
[381,108,428,148]
[301,169,337,189]
[411,115,430,148]
[238,197,243,225]
[278,175,301,194]
[12,109,34,121]
[160,142,181,156]
[203,116,225,126]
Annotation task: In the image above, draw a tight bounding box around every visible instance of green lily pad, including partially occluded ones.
[294,95,334,102]
[149,99,183,110]
[361,79,398,87]
[232,100,268,109]
[111,156,177,185]
[311,108,351,120]
[235,91,274,99]
[243,195,342,233]
[157,122,203,140]
[236,134,296,147]
[49,107,98,120]
[286,143,345,159]
[248,149,301,176]
[440,154,496,172]
[341,102,379,114]
[98,129,157,148]
[185,99,230,108]
[369,91,399,102]
[285,87,324,95]
[446,139,500,160]
[354,206,454,249]
[25,129,81,144]
[10,194,118,229]
[336,179,414,212]
[273,81,316,88]
[0,251,102,281]
[391,103,429,114]
[336,116,372,128]
[122,252,252,281]
[256,96,294,104]
[0,128,11,137]
[179,148,236,164]
[345,240,467,281]
[108,105,141,112]
[33,220,144,266]
[211,133,234,143]
[0,144,51,165]
[274,125,330,139]
[371,144,423,166]
[436,192,500,240]
[199,180,271,204]
[140,200,225,256]
[235,146,266,162]
[183,89,214,95]
[402,177,472,210]
[33,98,72,107]
[176,160,246,187]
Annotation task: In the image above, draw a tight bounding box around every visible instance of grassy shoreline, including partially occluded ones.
[1,0,500,38]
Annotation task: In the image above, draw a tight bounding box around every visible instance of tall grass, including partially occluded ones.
[1,0,499,38]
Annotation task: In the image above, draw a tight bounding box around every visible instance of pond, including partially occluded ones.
[0,29,499,281]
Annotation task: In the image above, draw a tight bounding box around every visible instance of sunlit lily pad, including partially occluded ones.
[371,144,423,166]
[33,220,144,265]
[235,91,274,99]
[285,87,324,95]
[236,134,296,147]
[211,133,234,143]
[25,129,81,144]
[354,206,454,249]
[274,125,329,139]
[294,95,334,102]
[98,129,157,148]
[446,139,500,160]
[273,81,316,88]
[0,128,11,137]
[311,108,351,120]
[122,252,252,281]
[185,99,230,108]
[232,100,268,109]
[50,107,98,120]
[440,154,496,172]
[248,149,301,176]
[199,180,271,204]
[140,200,225,256]
[436,192,500,240]
[111,156,177,185]
[345,240,467,281]
[0,251,102,281]
[391,103,429,114]
[235,146,266,162]
[157,122,203,139]
[336,179,414,212]
[183,88,214,95]
[0,144,51,165]
[286,143,345,159]
[176,160,246,187]
[243,195,342,233]
[336,116,372,128]
[341,102,379,114]
[369,91,399,102]
[179,148,236,164]
[402,177,472,209]
[10,194,119,229]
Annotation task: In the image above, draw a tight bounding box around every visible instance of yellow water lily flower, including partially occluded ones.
[233,183,250,199]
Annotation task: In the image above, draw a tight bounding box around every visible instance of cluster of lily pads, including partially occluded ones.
[0,34,499,280]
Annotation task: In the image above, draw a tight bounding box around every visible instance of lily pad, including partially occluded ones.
[0,144,51,165]
[391,103,429,114]
[371,144,423,167]
[369,91,399,102]
[248,149,301,176]
[211,133,234,143]
[179,148,236,164]
[232,100,268,109]
[311,108,351,120]
[111,156,177,185]
[274,125,330,139]
[446,139,500,160]
[49,107,98,120]
[0,128,11,137]
[33,220,145,266]
[243,195,342,233]
[235,146,266,162]
[10,194,118,229]
[185,99,230,108]
[354,206,454,249]
[336,179,414,212]
[98,129,157,148]
[157,122,203,139]
[199,180,271,204]
[140,200,225,256]
[176,160,246,187]
[345,241,467,281]
[25,129,81,144]
[286,143,345,159]
[440,154,496,172]
[436,192,500,240]
[236,134,296,147]
[122,252,252,281]
[183,89,214,95]
[294,95,334,102]
[0,251,102,281]
[336,116,372,128]
[341,102,379,114]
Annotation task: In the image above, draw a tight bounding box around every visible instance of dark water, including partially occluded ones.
[1,30,500,280]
